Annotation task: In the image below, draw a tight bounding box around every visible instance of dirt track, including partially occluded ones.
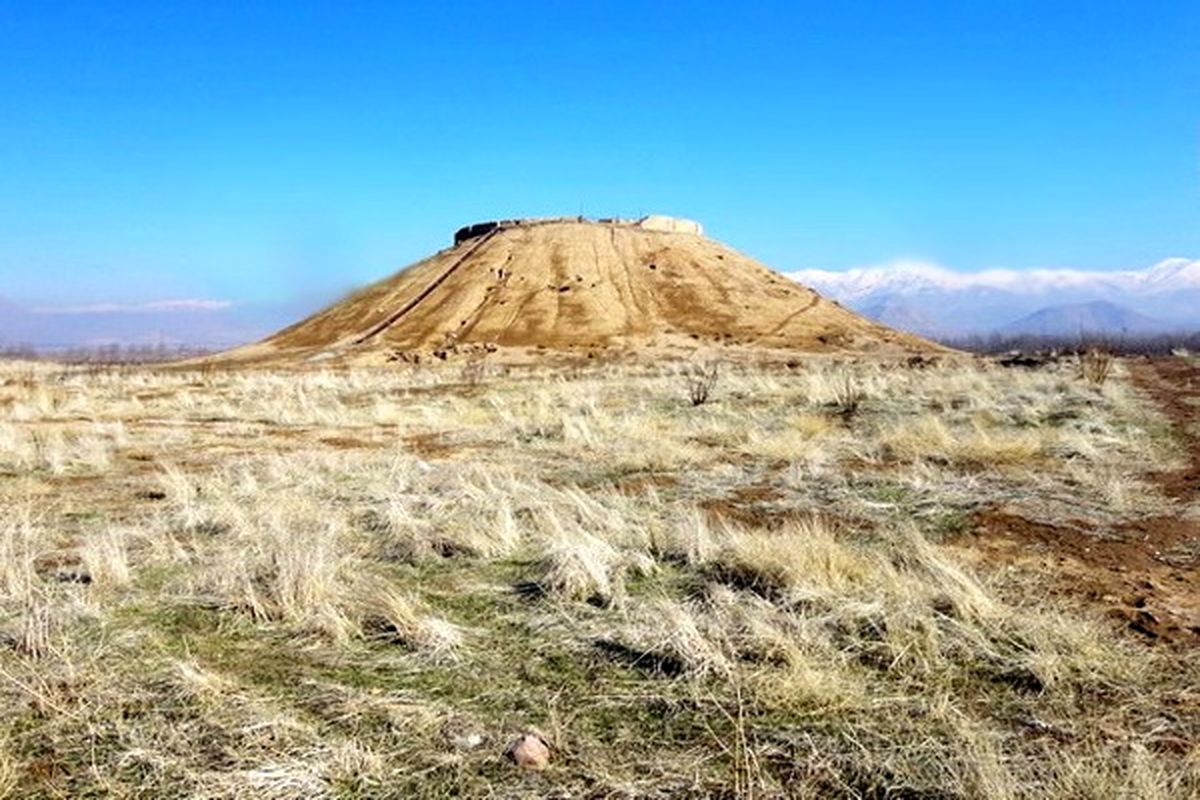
[967,358,1200,645]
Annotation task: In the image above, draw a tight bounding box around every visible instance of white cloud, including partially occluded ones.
[789,258,1200,301]
[30,299,234,315]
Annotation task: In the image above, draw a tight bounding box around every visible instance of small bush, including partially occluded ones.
[832,370,862,417]
[1079,349,1114,386]
[458,355,488,386]
[685,361,721,406]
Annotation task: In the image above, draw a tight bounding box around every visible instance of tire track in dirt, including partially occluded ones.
[1131,358,1200,501]
[961,358,1200,645]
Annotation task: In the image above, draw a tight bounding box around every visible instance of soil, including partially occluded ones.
[701,483,793,529]
[961,358,1200,645]
[699,482,870,534]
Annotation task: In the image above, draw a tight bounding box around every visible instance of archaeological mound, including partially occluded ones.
[218,216,930,364]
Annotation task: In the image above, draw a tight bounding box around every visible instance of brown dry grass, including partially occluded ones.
[0,355,1195,798]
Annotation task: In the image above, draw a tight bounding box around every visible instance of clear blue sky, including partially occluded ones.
[2,1,1197,307]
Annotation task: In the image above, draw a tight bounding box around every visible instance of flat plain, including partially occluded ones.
[0,354,1197,798]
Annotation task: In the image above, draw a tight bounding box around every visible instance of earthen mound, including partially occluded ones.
[217,216,936,364]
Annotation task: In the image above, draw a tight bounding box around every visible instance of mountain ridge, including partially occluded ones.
[999,300,1173,338]
[790,258,1200,334]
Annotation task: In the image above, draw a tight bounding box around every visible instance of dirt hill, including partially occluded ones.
[217,217,936,365]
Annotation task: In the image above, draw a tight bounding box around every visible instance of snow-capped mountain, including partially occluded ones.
[790,258,1200,335]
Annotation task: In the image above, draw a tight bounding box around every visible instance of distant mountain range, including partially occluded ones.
[999,300,1171,337]
[859,296,948,337]
[0,296,303,352]
[4,257,1198,350]
[791,258,1200,337]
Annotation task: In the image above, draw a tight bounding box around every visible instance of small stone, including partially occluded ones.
[450,731,484,751]
[505,733,550,770]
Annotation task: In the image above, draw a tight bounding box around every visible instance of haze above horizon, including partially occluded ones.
[2,1,1198,311]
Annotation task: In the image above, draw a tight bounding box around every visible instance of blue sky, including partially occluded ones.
[1,1,1197,310]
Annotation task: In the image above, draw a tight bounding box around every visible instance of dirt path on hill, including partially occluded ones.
[963,358,1200,645]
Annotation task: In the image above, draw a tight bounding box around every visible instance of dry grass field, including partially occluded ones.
[0,354,1197,798]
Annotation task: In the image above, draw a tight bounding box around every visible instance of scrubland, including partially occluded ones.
[0,356,1196,798]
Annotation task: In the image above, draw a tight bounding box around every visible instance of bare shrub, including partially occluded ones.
[831,369,863,417]
[685,361,720,406]
[458,354,488,386]
[1080,348,1114,386]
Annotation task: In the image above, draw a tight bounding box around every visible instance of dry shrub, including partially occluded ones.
[190,496,359,641]
[520,488,660,606]
[0,423,119,475]
[741,416,837,463]
[831,369,863,417]
[791,411,834,439]
[366,494,520,562]
[684,361,720,406]
[1080,348,1114,386]
[0,739,17,799]
[0,512,60,658]
[13,592,54,658]
[187,494,466,651]
[363,465,526,562]
[0,512,39,604]
[690,520,1140,697]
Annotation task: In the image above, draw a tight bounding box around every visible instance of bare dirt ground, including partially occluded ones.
[963,358,1200,645]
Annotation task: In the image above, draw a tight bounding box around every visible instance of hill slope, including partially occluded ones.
[218,218,933,364]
